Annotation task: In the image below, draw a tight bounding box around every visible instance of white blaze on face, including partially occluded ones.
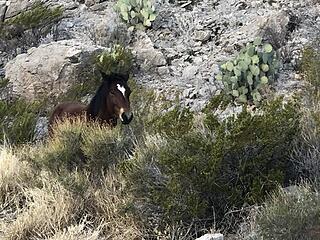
[119,108,125,121]
[117,84,126,97]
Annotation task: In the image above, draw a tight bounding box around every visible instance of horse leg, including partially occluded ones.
[48,105,64,136]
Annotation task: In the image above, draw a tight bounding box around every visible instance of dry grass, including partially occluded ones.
[0,145,32,200]
[0,172,80,240]
[0,119,143,240]
[41,220,102,240]
[89,169,143,239]
[292,106,320,185]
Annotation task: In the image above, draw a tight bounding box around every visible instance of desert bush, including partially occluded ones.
[250,184,320,240]
[3,2,62,32]
[0,2,63,60]
[291,46,320,186]
[95,44,133,75]
[125,97,300,231]
[149,106,194,138]
[115,0,157,30]
[301,46,320,99]
[216,38,280,105]
[0,99,43,145]
[31,119,132,174]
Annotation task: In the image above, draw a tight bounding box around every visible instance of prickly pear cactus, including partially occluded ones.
[115,0,157,30]
[216,38,280,105]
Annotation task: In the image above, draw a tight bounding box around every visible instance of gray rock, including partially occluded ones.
[193,30,211,42]
[34,117,48,142]
[4,39,103,100]
[132,31,166,71]
[157,66,170,76]
[182,66,198,80]
[0,0,8,22]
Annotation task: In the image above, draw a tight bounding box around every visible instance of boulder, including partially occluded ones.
[4,39,103,100]
[132,31,166,72]
[3,0,38,19]
[0,1,8,22]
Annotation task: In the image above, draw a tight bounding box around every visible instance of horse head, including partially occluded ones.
[106,73,133,125]
[87,71,133,125]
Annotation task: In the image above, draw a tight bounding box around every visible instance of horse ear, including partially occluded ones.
[100,71,109,81]
[123,73,129,82]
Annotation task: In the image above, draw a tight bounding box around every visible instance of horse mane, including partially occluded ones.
[86,72,129,119]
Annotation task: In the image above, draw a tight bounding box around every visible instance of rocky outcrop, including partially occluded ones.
[4,40,103,100]
[133,0,320,110]
[1,0,319,110]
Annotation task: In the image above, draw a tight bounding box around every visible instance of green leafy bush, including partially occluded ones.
[149,106,194,138]
[216,38,280,105]
[115,0,157,30]
[126,97,300,228]
[6,2,63,30]
[291,46,320,188]
[252,184,320,240]
[0,2,63,40]
[301,46,320,98]
[0,99,42,145]
[32,119,132,174]
[96,44,133,75]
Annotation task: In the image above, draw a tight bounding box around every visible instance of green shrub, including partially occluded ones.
[32,119,132,174]
[0,99,43,145]
[216,38,280,105]
[6,2,63,30]
[253,184,320,240]
[96,44,133,75]
[126,97,300,228]
[149,106,194,138]
[115,0,157,30]
[0,77,9,88]
[301,46,320,99]
[291,46,320,188]
[0,2,63,40]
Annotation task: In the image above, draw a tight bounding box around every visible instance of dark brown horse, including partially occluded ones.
[49,72,133,133]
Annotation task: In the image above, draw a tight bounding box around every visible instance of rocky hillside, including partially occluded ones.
[1,1,320,239]
[1,0,319,110]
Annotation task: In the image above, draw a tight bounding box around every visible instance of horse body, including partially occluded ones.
[49,72,133,133]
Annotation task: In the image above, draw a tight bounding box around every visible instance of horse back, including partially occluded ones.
[49,102,87,130]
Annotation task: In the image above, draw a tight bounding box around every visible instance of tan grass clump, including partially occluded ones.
[0,172,81,240]
[40,219,102,240]
[88,169,143,239]
[0,145,34,208]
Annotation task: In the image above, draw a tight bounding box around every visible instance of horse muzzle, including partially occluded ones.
[120,111,133,124]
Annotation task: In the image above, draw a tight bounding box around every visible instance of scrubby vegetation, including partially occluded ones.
[0,2,63,60]
[4,2,63,36]
[96,44,133,75]
[0,99,43,145]
[124,97,300,233]
[0,86,302,239]
[253,185,320,240]
[234,45,320,240]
